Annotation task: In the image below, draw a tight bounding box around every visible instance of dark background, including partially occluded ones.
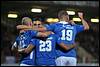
[1,1,99,64]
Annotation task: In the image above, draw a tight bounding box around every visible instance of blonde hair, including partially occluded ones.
[21,17,32,25]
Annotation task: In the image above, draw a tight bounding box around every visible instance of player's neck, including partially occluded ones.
[59,21,69,24]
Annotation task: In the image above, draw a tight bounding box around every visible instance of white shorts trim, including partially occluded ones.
[20,64,33,66]
[55,56,77,66]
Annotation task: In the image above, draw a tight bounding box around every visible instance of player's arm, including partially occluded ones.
[18,44,35,54]
[16,25,32,30]
[56,36,77,51]
[37,31,53,37]
[18,39,36,54]
[32,24,54,32]
[69,20,76,25]
[59,42,77,51]
[17,25,47,32]
[78,12,89,30]
[24,44,35,54]
[32,26,47,32]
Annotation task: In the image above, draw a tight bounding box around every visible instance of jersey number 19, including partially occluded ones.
[61,29,73,41]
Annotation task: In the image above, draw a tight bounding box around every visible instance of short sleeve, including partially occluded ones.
[30,39,36,46]
[44,24,55,31]
[75,25,84,33]
[29,30,38,37]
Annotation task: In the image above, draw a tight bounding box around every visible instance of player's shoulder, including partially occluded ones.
[54,22,61,25]
[31,38,37,41]
[49,34,58,38]
[49,22,58,25]
[74,24,84,28]
[44,24,50,27]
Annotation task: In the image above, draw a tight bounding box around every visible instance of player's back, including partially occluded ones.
[46,22,75,43]
[50,22,84,44]
[35,34,57,66]
[58,23,77,44]
[55,23,84,57]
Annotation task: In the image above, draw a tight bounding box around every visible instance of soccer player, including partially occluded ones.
[54,11,89,66]
[17,18,77,66]
[11,17,52,66]
[11,17,36,66]
[19,33,77,66]
[16,10,89,66]
[31,34,77,66]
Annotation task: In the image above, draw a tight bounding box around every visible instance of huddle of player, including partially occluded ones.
[11,10,89,66]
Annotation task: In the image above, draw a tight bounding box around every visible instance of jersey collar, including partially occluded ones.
[58,21,69,24]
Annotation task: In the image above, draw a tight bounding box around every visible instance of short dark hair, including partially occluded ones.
[33,17,44,22]
[58,10,68,19]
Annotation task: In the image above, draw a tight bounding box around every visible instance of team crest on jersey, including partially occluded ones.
[20,35,27,40]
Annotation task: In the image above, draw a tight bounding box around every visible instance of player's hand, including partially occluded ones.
[78,12,83,19]
[18,48,25,53]
[69,20,76,25]
[45,31,54,35]
[16,25,23,29]
[42,31,53,37]
[19,30,25,33]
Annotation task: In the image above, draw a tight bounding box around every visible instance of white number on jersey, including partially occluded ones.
[61,29,73,41]
[39,40,52,52]
[18,35,26,49]
[19,40,26,48]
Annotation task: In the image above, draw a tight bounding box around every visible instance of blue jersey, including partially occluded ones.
[45,22,84,57]
[15,30,38,65]
[30,34,60,66]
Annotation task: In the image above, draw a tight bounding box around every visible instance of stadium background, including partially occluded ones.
[1,1,99,66]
